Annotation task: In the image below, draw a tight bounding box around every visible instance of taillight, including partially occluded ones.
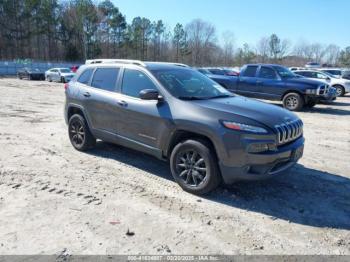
[64,83,69,90]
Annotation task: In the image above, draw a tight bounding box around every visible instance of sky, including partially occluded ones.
[110,0,349,48]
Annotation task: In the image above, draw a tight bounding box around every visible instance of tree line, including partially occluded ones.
[1,0,350,67]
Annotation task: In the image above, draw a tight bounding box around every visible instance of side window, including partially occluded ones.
[241,66,258,77]
[258,67,277,79]
[78,69,94,85]
[209,69,224,75]
[121,69,157,98]
[91,68,120,92]
[316,72,328,79]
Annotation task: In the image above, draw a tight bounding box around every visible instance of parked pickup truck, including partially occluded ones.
[199,64,336,111]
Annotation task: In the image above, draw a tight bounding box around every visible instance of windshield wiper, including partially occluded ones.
[205,94,233,99]
[178,96,208,100]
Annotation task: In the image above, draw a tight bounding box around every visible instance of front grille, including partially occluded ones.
[318,84,329,95]
[275,119,303,145]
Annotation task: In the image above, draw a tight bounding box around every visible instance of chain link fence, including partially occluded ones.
[0,59,83,76]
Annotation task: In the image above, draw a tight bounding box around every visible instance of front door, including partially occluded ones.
[115,68,170,150]
[256,66,284,99]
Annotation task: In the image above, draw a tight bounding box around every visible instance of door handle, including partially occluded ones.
[116,100,127,107]
[83,92,91,97]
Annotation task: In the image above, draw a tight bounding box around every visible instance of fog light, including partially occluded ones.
[248,143,269,153]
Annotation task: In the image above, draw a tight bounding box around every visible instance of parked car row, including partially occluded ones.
[17,67,77,83]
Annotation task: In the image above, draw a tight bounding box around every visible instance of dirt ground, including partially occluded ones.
[0,77,349,255]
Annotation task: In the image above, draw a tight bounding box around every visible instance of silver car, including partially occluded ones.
[294,70,350,97]
[45,68,75,83]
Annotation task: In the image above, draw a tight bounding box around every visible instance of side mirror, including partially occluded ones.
[139,89,161,101]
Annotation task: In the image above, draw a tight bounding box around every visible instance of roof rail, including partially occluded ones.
[145,62,190,68]
[85,59,146,67]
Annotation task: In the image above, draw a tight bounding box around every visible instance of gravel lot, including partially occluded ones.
[0,77,349,255]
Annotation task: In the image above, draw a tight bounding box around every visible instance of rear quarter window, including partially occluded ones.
[91,68,120,92]
[77,69,94,85]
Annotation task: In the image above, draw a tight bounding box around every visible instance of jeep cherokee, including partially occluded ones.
[64,60,305,195]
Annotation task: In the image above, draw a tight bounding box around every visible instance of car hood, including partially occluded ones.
[285,77,324,87]
[192,96,299,129]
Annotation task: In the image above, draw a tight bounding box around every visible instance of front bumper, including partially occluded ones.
[219,136,304,184]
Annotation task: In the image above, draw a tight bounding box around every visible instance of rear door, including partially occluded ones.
[78,67,121,133]
[237,65,259,97]
[256,66,283,99]
[114,68,170,150]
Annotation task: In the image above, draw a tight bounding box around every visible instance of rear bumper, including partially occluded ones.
[219,136,304,184]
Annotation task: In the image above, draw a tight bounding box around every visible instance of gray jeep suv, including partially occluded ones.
[64,60,305,195]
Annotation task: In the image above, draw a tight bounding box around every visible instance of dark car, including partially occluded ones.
[203,64,335,111]
[17,67,45,80]
[64,60,304,195]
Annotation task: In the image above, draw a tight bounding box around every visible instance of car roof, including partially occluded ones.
[244,64,283,67]
[83,59,191,71]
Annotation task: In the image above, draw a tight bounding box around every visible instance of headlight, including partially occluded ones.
[305,88,318,94]
[221,121,268,134]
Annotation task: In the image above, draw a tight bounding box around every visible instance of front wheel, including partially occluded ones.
[282,93,304,111]
[170,139,221,195]
[334,85,345,97]
[61,76,65,83]
[68,114,96,151]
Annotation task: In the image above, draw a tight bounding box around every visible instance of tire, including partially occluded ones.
[61,76,65,83]
[170,139,221,195]
[68,114,96,151]
[305,100,317,108]
[18,74,22,80]
[282,92,304,111]
[334,85,345,97]
[48,76,52,82]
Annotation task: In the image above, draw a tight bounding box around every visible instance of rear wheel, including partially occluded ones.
[68,114,96,151]
[282,92,304,111]
[334,85,345,97]
[170,139,221,195]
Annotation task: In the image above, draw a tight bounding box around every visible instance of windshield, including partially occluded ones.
[151,68,232,99]
[60,68,71,73]
[273,66,296,78]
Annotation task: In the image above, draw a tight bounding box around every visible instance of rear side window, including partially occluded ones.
[91,68,119,92]
[297,71,311,77]
[258,67,277,79]
[121,69,157,98]
[241,66,258,77]
[208,69,225,75]
[78,69,94,85]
